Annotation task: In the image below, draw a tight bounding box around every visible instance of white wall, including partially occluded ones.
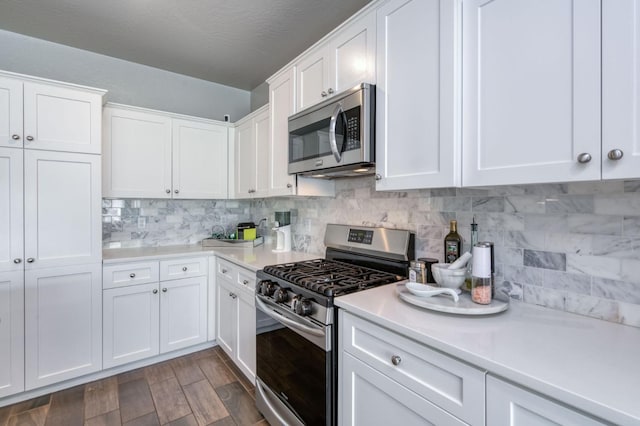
[250,82,269,112]
[0,29,251,120]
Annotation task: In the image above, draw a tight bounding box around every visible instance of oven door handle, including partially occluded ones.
[255,296,325,338]
[329,102,346,163]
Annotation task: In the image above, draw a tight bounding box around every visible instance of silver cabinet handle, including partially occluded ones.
[577,153,592,164]
[165,189,171,194]
[243,279,249,285]
[153,289,158,294]
[391,355,402,366]
[608,149,624,160]
[13,258,22,264]
[26,136,34,141]
[174,189,180,194]
[129,273,136,278]
[328,88,334,94]
[12,134,20,140]
[221,268,228,273]
[286,183,292,188]
[321,91,328,97]
[162,288,167,293]
[375,174,382,181]
[26,258,35,263]
[182,266,187,271]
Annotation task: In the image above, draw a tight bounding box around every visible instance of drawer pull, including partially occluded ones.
[222,268,228,273]
[153,289,158,294]
[391,355,402,366]
[243,279,249,285]
[130,273,136,278]
[162,288,167,293]
[182,266,188,271]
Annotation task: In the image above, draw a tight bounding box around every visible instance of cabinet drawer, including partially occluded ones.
[237,268,256,290]
[340,311,485,425]
[216,258,236,282]
[103,261,159,289]
[160,256,207,281]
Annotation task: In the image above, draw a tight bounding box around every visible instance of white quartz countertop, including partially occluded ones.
[335,283,640,426]
[103,243,321,272]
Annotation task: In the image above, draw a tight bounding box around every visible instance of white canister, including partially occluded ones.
[471,243,492,304]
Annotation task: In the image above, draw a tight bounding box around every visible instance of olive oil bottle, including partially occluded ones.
[444,220,462,263]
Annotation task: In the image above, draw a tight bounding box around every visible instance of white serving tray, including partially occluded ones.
[395,283,508,315]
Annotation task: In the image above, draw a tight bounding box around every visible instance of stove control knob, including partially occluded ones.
[259,281,277,296]
[295,298,313,316]
[273,287,289,303]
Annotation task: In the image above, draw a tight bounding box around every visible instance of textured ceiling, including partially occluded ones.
[0,0,373,90]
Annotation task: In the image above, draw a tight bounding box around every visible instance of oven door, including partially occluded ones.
[255,295,333,426]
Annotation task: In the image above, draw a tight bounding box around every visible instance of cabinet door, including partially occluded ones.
[235,286,256,383]
[159,276,207,353]
[0,76,23,149]
[340,352,466,426]
[23,82,102,154]
[254,108,270,198]
[268,69,297,196]
[103,283,160,368]
[24,150,101,269]
[24,263,102,390]
[103,107,172,198]
[602,0,640,179]
[216,278,236,358]
[172,119,229,199]
[0,271,24,398]
[376,0,460,190]
[297,48,328,110]
[329,11,376,93]
[0,148,23,273]
[234,119,256,198]
[486,375,606,426]
[462,0,601,186]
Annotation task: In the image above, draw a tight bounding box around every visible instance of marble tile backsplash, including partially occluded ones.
[103,177,640,328]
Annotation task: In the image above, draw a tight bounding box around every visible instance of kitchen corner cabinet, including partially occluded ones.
[102,257,208,369]
[233,105,270,199]
[0,73,104,154]
[215,258,257,383]
[0,271,24,398]
[462,0,601,186]
[339,310,485,426]
[25,263,102,390]
[375,0,461,190]
[296,10,376,111]
[103,104,229,199]
[487,375,607,426]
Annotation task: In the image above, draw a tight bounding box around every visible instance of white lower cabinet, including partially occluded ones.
[486,375,607,426]
[0,271,24,398]
[339,310,485,426]
[103,257,208,369]
[215,257,257,382]
[25,263,102,390]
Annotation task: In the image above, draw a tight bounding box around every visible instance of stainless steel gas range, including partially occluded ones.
[254,224,414,426]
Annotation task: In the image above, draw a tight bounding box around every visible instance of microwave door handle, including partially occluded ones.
[329,103,344,163]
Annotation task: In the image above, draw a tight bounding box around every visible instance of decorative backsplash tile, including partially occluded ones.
[103,177,640,328]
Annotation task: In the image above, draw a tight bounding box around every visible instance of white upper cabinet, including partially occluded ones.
[0,73,104,153]
[375,0,460,190]
[103,104,230,199]
[268,68,297,196]
[602,0,640,180]
[234,105,270,199]
[172,118,228,199]
[296,10,376,111]
[0,148,23,273]
[462,0,601,186]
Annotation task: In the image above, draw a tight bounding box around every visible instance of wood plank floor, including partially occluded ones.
[0,347,268,426]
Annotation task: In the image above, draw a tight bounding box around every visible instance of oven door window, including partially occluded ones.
[256,324,331,425]
[289,106,361,163]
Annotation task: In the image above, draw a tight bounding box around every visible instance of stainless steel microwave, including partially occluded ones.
[288,83,375,178]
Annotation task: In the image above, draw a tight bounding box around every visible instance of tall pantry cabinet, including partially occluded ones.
[0,71,105,396]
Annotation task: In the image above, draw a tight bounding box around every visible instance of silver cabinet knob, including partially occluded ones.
[328,88,334,94]
[222,268,228,273]
[231,293,237,299]
[153,289,158,294]
[26,258,35,263]
[165,189,171,194]
[11,134,20,140]
[13,258,22,264]
[129,273,136,278]
[243,279,249,285]
[174,189,180,194]
[391,355,402,366]
[162,288,167,293]
[607,149,624,161]
[577,153,592,164]
[286,183,293,188]
[26,136,34,141]
[182,266,187,271]
[321,91,328,97]
[375,174,382,181]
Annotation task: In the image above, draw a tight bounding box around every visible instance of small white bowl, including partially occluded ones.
[431,263,467,292]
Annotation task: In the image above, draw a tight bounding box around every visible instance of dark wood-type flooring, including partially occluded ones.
[0,346,268,426]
